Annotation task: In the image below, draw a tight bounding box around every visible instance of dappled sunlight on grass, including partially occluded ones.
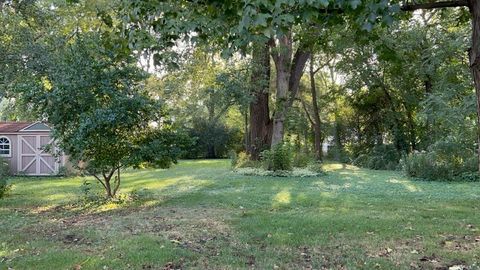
[322,162,360,172]
[387,179,423,192]
[3,160,480,269]
[97,201,124,212]
[273,189,291,206]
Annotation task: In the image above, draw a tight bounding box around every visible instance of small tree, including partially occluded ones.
[18,33,190,198]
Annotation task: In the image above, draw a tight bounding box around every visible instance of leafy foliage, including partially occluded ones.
[352,144,401,170]
[261,143,293,171]
[184,120,242,159]
[231,152,262,169]
[401,139,478,181]
[0,157,11,199]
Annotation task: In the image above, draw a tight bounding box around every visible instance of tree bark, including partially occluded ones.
[469,0,480,172]
[271,34,292,146]
[270,33,310,146]
[248,43,272,160]
[401,0,469,11]
[309,56,323,161]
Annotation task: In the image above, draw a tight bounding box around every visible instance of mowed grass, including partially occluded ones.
[1,160,480,269]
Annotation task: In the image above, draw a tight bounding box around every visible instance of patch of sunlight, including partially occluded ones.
[29,205,58,214]
[313,181,349,192]
[141,200,160,207]
[322,163,360,172]
[133,176,193,190]
[97,201,123,212]
[314,180,327,189]
[387,179,422,192]
[273,189,291,205]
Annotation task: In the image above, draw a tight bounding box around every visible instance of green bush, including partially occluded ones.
[307,161,326,175]
[261,143,293,171]
[292,152,313,168]
[352,144,401,170]
[326,145,350,163]
[401,140,479,181]
[0,157,11,198]
[231,151,261,169]
[0,178,11,199]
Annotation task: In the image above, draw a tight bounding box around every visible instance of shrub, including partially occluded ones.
[326,145,350,163]
[352,144,401,170]
[231,151,261,169]
[79,180,105,204]
[0,178,11,199]
[307,161,326,175]
[261,143,293,171]
[58,165,80,177]
[401,139,479,181]
[292,152,313,168]
[0,157,9,177]
[183,120,242,159]
[0,157,11,199]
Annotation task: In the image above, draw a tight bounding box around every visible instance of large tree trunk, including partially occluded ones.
[469,0,480,172]
[248,43,272,160]
[270,33,310,147]
[309,57,323,161]
[271,34,292,146]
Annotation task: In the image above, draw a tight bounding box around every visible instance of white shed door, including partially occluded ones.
[18,135,59,175]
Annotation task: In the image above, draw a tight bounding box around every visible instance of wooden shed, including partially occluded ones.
[0,122,65,176]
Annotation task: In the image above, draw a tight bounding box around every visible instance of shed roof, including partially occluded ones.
[0,122,41,132]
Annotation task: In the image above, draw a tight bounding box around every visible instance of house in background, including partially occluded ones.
[0,122,65,176]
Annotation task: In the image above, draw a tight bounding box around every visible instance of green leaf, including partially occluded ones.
[254,13,271,27]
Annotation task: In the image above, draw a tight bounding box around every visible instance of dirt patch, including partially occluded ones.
[439,234,480,252]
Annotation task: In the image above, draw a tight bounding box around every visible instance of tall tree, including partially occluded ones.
[122,0,398,150]
[400,0,480,171]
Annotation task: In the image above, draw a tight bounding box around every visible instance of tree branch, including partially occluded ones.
[300,98,315,126]
[401,0,469,11]
[287,49,311,107]
[92,174,108,191]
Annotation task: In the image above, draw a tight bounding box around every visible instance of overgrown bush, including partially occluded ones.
[326,145,350,163]
[0,157,11,199]
[184,120,242,159]
[401,140,479,181]
[230,151,261,169]
[352,144,401,170]
[79,180,106,204]
[292,152,313,168]
[79,180,153,205]
[307,161,326,175]
[261,143,293,171]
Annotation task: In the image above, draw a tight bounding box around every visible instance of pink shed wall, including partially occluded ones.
[1,131,65,175]
[1,134,18,175]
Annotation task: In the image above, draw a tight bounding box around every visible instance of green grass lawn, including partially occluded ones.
[1,160,480,269]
